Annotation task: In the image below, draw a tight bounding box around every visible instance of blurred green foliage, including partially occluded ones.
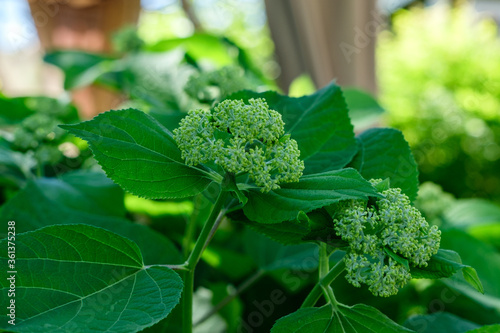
[378,5,500,200]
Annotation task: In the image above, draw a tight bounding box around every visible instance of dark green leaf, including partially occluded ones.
[227,82,358,174]
[467,325,500,333]
[403,312,479,333]
[60,109,213,199]
[0,224,183,333]
[349,128,419,201]
[243,228,318,272]
[410,249,483,294]
[271,304,413,333]
[0,174,182,265]
[384,247,410,270]
[243,168,379,224]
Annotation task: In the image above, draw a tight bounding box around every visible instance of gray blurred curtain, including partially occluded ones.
[265,0,381,94]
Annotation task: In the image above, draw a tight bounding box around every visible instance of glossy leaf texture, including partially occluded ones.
[349,128,419,201]
[410,249,483,294]
[243,168,379,224]
[61,109,213,199]
[0,224,183,333]
[0,172,182,265]
[271,304,413,333]
[227,82,358,174]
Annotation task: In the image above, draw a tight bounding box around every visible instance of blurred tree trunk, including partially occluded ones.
[28,0,141,118]
[265,0,383,94]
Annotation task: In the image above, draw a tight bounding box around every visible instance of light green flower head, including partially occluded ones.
[333,179,441,297]
[173,98,304,192]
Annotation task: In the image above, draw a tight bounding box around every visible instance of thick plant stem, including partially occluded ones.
[182,189,230,333]
[318,243,335,305]
[301,254,346,309]
[186,190,229,270]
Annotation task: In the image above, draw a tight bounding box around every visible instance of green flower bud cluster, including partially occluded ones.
[333,179,441,297]
[185,66,253,103]
[173,98,304,192]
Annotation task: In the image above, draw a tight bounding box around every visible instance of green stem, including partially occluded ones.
[301,253,346,309]
[318,243,334,305]
[183,194,203,259]
[182,189,230,333]
[186,190,229,270]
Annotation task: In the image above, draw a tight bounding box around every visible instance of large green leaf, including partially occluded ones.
[271,304,413,333]
[243,228,318,271]
[227,82,358,174]
[349,128,419,201]
[0,224,183,332]
[403,312,479,333]
[0,173,182,265]
[410,249,483,294]
[243,168,379,224]
[61,109,213,199]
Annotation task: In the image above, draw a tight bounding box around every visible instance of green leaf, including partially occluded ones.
[44,50,115,89]
[384,247,410,270]
[271,304,413,333]
[0,174,182,265]
[410,249,483,294]
[243,228,318,272]
[443,199,500,229]
[227,82,358,174]
[0,145,36,188]
[243,168,379,224]
[0,224,183,333]
[60,109,213,199]
[0,95,78,124]
[343,88,385,131]
[349,128,419,201]
[146,34,235,66]
[467,325,500,333]
[439,229,500,300]
[237,214,311,245]
[403,312,480,333]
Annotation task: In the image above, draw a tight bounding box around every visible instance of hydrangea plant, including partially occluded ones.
[3,82,484,333]
[334,180,441,297]
[173,98,304,192]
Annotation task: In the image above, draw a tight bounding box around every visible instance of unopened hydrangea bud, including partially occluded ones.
[334,179,441,297]
[173,98,304,192]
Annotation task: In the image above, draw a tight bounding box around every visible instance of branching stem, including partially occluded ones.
[301,252,346,309]
[181,189,230,333]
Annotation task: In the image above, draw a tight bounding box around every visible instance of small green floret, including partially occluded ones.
[333,179,441,297]
[173,98,304,192]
